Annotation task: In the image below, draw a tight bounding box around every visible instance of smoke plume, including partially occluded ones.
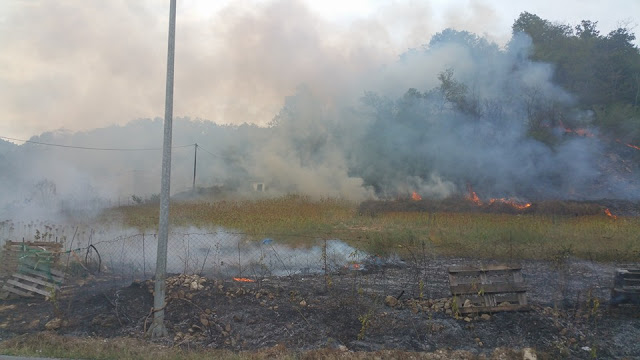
[1,1,639,220]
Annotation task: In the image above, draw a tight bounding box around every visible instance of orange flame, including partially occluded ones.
[466,184,483,206]
[615,139,640,151]
[467,185,531,210]
[564,128,594,137]
[604,208,617,220]
[345,263,362,270]
[233,277,255,282]
[488,198,532,210]
[411,191,422,201]
[559,121,594,138]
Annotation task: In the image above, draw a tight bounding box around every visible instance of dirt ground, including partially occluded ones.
[0,256,638,359]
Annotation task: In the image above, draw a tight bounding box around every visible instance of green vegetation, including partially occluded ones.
[513,12,640,146]
[103,195,354,237]
[101,195,640,262]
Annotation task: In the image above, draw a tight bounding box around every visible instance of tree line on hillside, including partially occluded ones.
[513,12,640,144]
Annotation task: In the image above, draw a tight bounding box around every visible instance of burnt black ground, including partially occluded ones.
[0,257,638,359]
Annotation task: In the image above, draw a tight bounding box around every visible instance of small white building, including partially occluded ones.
[250,179,267,192]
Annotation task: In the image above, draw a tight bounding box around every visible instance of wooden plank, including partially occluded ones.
[452,275,516,285]
[448,272,458,287]
[619,273,640,280]
[450,283,527,295]
[479,270,496,307]
[11,273,58,290]
[449,264,529,313]
[448,265,521,275]
[5,279,52,297]
[1,284,34,298]
[512,270,528,306]
[613,287,640,294]
[4,241,63,249]
[17,266,64,284]
[17,260,65,278]
[458,304,530,314]
[457,293,522,304]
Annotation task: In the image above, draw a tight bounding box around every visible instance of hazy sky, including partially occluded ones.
[1,0,638,141]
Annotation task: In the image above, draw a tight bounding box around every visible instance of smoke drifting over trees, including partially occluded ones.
[1,11,640,217]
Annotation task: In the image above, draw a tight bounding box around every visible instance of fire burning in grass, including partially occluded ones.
[466,185,483,206]
[344,263,364,271]
[615,139,640,151]
[625,143,640,151]
[411,192,422,201]
[466,185,531,210]
[488,198,532,211]
[233,277,255,282]
[561,124,640,152]
[604,208,617,220]
[563,127,595,137]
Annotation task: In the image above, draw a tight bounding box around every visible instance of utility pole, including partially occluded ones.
[192,143,198,192]
[150,0,176,338]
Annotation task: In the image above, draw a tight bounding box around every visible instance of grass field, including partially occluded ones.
[100,194,640,262]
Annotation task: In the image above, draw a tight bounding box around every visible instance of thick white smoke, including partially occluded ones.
[1,16,639,219]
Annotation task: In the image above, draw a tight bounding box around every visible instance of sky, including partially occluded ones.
[1,0,638,142]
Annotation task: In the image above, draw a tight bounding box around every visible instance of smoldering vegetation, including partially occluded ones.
[1,21,640,222]
[0,219,372,279]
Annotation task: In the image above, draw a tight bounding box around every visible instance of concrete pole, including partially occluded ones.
[192,143,198,192]
[150,0,176,338]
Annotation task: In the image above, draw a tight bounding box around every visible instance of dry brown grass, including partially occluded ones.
[0,332,528,359]
[99,195,640,262]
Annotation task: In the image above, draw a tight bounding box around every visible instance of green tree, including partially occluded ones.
[513,12,640,142]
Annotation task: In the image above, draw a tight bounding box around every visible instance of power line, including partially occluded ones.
[197,144,221,158]
[197,144,242,163]
[0,135,194,151]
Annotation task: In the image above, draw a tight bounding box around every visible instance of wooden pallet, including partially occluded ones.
[1,241,63,277]
[611,267,640,306]
[0,241,65,299]
[1,273,60,299]
[448,265,529,314]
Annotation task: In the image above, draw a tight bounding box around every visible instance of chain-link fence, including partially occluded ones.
[71,231,382,280]
[0,221,396,285]
[1,220,621,308]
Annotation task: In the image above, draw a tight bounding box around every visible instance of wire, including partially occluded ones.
[197,145,221,158]
[198,144,243,163]
[0,135,194,151]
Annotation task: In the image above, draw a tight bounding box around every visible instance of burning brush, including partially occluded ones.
[466,185,531,210]
[604,208,617,220]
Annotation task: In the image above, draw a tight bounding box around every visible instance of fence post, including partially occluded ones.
[142,233,146,279]
[237,241,242,276]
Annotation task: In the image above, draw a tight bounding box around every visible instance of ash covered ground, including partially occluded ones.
[0,257,638,359]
